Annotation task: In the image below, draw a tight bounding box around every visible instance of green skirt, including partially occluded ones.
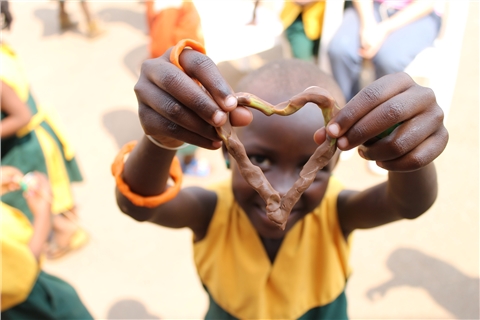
[1,271,93,320]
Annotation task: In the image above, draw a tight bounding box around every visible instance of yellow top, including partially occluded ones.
[0,43,29,102]
[0,202,40,311]
[194,176,351,319]
[280,1,326,40]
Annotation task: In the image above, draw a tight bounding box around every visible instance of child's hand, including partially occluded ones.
[325,72,448,172]
[23,172,52,218]
[134,48,253,150]
[0,166,23,195]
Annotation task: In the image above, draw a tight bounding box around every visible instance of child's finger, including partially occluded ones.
[138,59,228,128]
[358,110,445,162]
[374,127,449,172]
[178,49,238,112]
[339,85,439,149]
[139,104,221,150]
[229,107,253,127]
[326,72,414,139]
[313,127,327,146]
[137,80,222,141]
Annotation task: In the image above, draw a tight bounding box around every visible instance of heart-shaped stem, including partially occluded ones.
[217,89,339,230]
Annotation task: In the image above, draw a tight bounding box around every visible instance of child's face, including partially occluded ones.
[230,103,339,239]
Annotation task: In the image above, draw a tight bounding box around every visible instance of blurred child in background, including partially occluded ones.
[1,166,93,319]
[280,0,325,62]
[1,3,88,259]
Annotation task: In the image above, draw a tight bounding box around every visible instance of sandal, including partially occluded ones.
[45,227,89,260]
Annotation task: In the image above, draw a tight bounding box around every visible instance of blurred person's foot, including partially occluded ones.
[45,212,89,259]
[59,13,78,31]
[86,20,105,38]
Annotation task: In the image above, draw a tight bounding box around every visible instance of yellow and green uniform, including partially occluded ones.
[280,1,326,61]
[0,202,92,319]
[0,43,83,221]
[195,177,352,319]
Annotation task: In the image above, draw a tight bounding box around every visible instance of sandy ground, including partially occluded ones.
[3,1,478,319]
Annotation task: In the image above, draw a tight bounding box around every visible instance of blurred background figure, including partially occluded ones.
[280,0,325,62]
[145,0,209,177]
[1,2,88,259]
[1,166,93,320]
[145,0,203,59]
[58,0,104,38]
[326,0,442,175]
[327,0,442,102]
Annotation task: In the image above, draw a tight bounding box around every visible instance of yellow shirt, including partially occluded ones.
[194,176,351,319]
[0,202,40,311]
[281,1,326,40]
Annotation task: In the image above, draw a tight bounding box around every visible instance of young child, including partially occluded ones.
[1,25,88,258]
[1,166,93,319]
[114,48,448,319]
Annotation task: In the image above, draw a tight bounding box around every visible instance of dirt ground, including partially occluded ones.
[3,2,478,319]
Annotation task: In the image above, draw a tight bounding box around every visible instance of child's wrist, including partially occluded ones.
[112,141,183,207]
[146,135,189,150]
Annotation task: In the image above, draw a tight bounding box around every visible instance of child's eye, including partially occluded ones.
[249,155,272,169]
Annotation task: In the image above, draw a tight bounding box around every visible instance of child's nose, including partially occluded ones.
[269,171,298,197]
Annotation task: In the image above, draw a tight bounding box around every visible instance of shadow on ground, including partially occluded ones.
[366,247,479,319]
[124,43,148,80]
[97,6,146,34]
[102,109,143,150]
[107,299,160,319]
[34,6,83,38]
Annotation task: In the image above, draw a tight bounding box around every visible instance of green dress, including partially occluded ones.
[0,43,83,220]
[1,202,93,319]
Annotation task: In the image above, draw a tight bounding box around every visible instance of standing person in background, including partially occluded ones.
[58,0,104,38]
[280,0,325,62]
[327,0,442,102]
[1,4,88,259]
[145,0,210,177]
[1,166,93,320]
[145,0,204,60]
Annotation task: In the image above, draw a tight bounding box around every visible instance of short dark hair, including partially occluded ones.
[235,59,345,106]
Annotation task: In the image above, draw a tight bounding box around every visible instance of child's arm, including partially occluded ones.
[0,81,32,138]
[323,72,448,236]
[116,48,252,238]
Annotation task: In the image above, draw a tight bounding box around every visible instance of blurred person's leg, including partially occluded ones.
[79,0,104,38]
[373,9,442,78]
[58,0,77,31]
[285,14,318,62]
[327,7,363,102]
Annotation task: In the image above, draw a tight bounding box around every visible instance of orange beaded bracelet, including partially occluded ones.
[111,141,183,208]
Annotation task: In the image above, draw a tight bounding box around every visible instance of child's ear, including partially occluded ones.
[222,143,230,169]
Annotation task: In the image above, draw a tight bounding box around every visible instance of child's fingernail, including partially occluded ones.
[358,148,369,160]
[328,123,340,137]
[337,136,348,149]
[213,110,226,126]
[212,140,222,149]
[225,95,237,109]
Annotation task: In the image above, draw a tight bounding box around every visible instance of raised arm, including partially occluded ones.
[115,47,252,238]
[323,72,448,236]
